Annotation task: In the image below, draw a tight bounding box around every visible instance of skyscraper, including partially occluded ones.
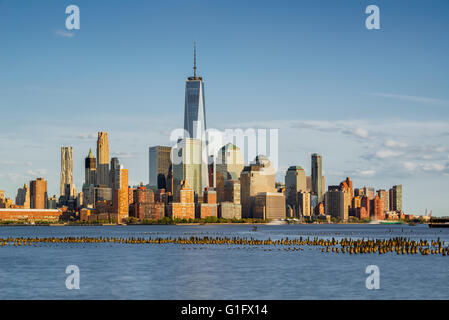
[240,155,278,218]
[112,165,129,223]
[15,184,30,209]
[184,41,206,141]
[30,178,47,209]
[149,146,172,190]
[389,185,402,212]
[96,132,110,186]
[311,153,323,203]
[377,189,389,214]
[110,157,120,188]
[84,149,96,186]
[173,138,203,199]
[183,41,209,191]
[285,166,307,217]
[325,190,348,221]
[82,149,96,208]
[60,146,75,198]
[215,144,244,203]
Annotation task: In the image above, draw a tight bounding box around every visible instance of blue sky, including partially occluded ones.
[0,0,449,215]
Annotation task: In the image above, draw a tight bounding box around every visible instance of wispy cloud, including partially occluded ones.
[403,161,447,173]
[368,92,449,106]
[76,133,97,140]
[55,30,75,38]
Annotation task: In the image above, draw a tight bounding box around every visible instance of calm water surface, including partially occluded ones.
[0,224,448,299]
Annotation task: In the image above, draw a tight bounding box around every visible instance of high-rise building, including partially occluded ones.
[96,132,110,186]
[240,155,278,218]
[363,186,375,200]
[82,149,97,208]
[112,165,129,223]
[253,192,286,220]
[47,195,58,209]
[149,146,172,190]
[389,185,403,212]
[373,195,384,220]
[173,138,203,200]
[15,184,30,209]
[129,185,165,220]
[0,190,6,208]
[298,190,311,217]
[285,166,307,217]
[340,177,353,200]
[84,149,96,185]
[377,189,389,214]
[311,153,323,203]
[167,180,195,220]
[60,146,75,198]
[306,176,312,192]
[183,42,209,192]
[218,179,242,220]
[354,188,364,197]
[324,190,348,221]
[215,144,244,203]
[110,157,120,189]
[30,178,48,209]
[196,187,218,219]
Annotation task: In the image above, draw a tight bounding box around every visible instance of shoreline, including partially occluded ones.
[0,222,421,227]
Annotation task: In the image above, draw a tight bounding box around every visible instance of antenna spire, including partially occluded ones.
[193,41,197,78]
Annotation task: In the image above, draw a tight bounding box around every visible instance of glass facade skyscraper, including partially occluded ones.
[178,42,209,196]
[311,153,323,203]
[184,78,206,140]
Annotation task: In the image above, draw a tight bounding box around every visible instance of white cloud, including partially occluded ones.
[385,140,407,148]
[359,169,376,177]
[368,92,449,105]
[26,169,48,176]
[375,150,403,159]
[111,151,136,159]
[403,161,445,172]
[422,163,445,172]
[55,30,75,38]
[403,162,418,171]
[76,133,97,140]
[353,127,369,138]
[0,160,16,165]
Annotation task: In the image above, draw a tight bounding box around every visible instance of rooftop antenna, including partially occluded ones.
[193,41,197,78]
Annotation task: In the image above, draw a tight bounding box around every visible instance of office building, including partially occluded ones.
[240,155,277,218]
[285,166,307,217]
[172,138,203,200]
[311,153,323,203]
[96,132,110,186]
[253,192,286,220]
[15,184,30,209]
[60,146,76,200]
[215,144,244,203]
[183,42,209,192]
[167,180,195,220]
[112,165,129,223]
[377,189,389,214]
[325,190,349,221]
[389,185,403,212]
[30,178,48,209]
[149,146,172,190]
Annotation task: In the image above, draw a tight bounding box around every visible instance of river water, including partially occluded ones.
[0,224,448,299]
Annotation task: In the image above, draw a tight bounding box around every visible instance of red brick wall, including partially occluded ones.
[0,209,60,222]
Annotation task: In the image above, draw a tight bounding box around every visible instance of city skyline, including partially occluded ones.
[1,1,449,215]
